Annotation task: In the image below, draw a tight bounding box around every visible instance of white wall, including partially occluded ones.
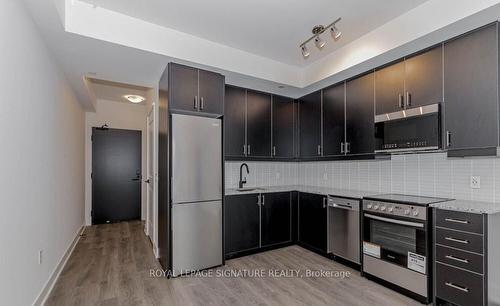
[226,153,500,204]
[0,1,85,305]
[85,99,147,225]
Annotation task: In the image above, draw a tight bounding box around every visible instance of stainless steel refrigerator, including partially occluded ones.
[170,114,223,276]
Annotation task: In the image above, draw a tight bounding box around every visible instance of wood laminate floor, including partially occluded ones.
[46,221,422,306]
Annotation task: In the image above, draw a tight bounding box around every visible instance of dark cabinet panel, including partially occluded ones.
[224,193,260,255]
[272,95,295,158]
[291,191,299,242]
[323,83,345,156]
[346,73,375,155]
[198,69,224,115]
[224,86,246,157]
[247,90,272,157]
[444,24,499,151]
[298,192,327,252]
[299,91,322,157]
[169,63,199,112]
[404,46,443,108]
[261,192,291,247]
[375,61,405,115]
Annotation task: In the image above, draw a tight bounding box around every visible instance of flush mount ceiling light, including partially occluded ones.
[124,94,145,103]
[300,17,342,58]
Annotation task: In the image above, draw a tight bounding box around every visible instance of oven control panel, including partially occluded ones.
[363,200,427,221]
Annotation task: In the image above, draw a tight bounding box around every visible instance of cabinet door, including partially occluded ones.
[346,73,375,155]
[322,83,345,156]
[272,95,295,158]
[444,24,498,150]
[298,193,327,252]
[404,45,443,108]
[299,91,322,157]
[375,61,405,115]
[224,194,260,255]
[169,63,199,112]
[224,86,246,157]
[198,69,224,115]
[247,90,272,157]
[261,192,291,247]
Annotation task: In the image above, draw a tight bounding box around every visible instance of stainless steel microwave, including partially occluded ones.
[374,104,441,153]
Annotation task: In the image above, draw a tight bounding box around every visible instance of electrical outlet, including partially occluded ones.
[470,176,481,189]
[323,172,328,180]
[38,250,43,265]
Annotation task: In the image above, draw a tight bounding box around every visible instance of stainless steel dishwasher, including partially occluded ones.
[327,196,360,264]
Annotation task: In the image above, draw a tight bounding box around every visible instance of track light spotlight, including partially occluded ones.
[314,36,326,49]
[330,25,342,41]
[301,45,310,58]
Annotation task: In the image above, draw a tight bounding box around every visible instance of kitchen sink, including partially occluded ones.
[236,187,265,192]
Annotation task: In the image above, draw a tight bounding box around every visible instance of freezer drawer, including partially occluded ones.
[172,114,222,203]
[172,201,222,276]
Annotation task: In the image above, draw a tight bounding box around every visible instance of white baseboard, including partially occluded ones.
[33,225,85,306]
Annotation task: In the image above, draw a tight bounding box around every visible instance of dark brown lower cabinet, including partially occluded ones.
[298,192,327,253]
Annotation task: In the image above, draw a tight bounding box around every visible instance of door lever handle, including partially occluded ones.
[145,179,151,184]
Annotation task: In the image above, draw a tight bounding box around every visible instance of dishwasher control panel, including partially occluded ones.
[327,196,360,211]
[363,200,427,221]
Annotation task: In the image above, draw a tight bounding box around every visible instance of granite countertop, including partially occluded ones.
[430,199,500,215]
[225,185,375,199]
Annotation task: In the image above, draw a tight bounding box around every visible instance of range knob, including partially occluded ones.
[388,206,394,212]
[374,205,379,210]
[367,204,373,209]
[413,210,419,216]
[380,206,386,211]
[404,209,410,215]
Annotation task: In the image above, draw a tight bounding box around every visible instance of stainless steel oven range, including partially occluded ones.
[362,194,451,304]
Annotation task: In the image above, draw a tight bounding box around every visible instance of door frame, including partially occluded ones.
[90,127,143,224]
[146,108,155,238]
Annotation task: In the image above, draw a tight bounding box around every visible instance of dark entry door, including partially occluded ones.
[92,128,142,224]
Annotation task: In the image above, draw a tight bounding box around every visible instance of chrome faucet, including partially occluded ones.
[239,163,249,189]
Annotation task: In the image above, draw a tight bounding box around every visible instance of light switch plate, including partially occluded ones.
[470,176,481,189]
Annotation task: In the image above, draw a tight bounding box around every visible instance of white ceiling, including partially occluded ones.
[81,0,428,67]
[87,78,150,104]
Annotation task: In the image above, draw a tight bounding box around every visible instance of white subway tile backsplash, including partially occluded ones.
[225,153,500,203]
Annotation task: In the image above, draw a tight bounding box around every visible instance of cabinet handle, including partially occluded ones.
[200,97,204,110]
[446,131,451,147]
[262,195,265,206]
[445,237,469,244]
[346,142,350,153]
[406,91,411,107]
[398,94,404,108]
[445,255,469,264]
[445,218,469,225]
[194,96,198,110]
[340,142,344,154]
[272,146,276,156]
[243,145,247,156]
[323,197,327,208]
[248,145,251,155]
[257,195,261,206]
[445,282,469,293]
[317,145,321,156]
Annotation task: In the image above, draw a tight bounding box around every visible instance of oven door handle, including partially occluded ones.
[364,213,424,228]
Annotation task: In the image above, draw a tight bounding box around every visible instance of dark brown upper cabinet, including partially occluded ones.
[224,86,246,157]
[346,72,375,155]
[375,45,443,115]
[444,23,499,156]
[375,60,405,115]
[404,46,443,108]
[299,91,322,158]
[322,83,345,156]
[168,63,224,116]
[246,90,272,157]
[272,95,295,158]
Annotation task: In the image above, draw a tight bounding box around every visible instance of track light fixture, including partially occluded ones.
[300,17,342,58]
